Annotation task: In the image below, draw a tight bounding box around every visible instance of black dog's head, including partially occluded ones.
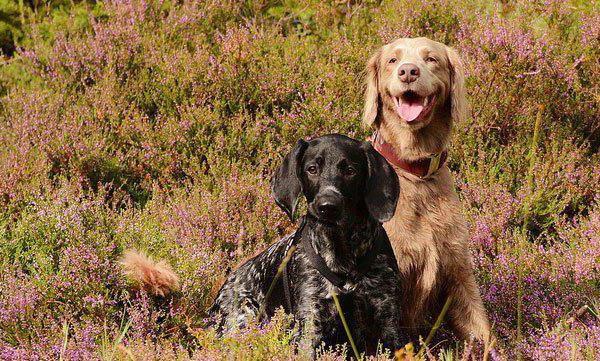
[272,134,399,227]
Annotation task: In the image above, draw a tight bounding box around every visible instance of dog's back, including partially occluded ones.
[209,233,292,330]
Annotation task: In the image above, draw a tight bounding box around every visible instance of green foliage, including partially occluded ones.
[0,0,22,56]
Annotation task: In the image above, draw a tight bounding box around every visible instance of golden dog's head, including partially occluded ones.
[363,37,467,132]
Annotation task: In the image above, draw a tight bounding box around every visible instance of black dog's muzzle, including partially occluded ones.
[311,186,344,223]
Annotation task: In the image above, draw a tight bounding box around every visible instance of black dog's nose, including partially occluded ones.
[317,201,340,219]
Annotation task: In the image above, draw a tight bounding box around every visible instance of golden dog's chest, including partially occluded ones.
[383,175,467,322]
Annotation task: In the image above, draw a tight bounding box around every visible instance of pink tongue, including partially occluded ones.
[398,99,424,122]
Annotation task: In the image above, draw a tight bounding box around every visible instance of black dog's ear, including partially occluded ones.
[271,139,308,222]
[361,141,400,222]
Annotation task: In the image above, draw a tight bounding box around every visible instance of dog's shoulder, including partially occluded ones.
[211,232,297,313]
[231,232,295,279]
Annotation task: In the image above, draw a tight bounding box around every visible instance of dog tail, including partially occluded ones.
[120,250,180,297]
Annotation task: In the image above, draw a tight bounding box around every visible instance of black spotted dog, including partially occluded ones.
[209,134,406,355]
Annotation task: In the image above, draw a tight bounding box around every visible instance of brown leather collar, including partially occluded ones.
[372,132,447,179]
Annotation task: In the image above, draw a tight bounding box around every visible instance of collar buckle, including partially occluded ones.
[424,152,442,178]
[373,131,447,179]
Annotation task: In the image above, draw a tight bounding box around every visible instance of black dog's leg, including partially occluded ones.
[230,294,261,330]
[373,295,403,353]
[289,312,325,359]
[210,289,262,335]
[363,261,405,354]
[291,275,328,358]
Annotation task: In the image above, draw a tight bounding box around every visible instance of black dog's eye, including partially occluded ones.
[344,167,357,176]
[388,58,397,64]
[307,165,318,175]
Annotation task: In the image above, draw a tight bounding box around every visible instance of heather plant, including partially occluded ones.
[0,0,598,359]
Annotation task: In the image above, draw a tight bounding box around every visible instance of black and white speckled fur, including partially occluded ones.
[210,215,403,353]
[209,134,406,355]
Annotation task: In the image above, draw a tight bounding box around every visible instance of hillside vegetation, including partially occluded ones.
[0,0,598,359]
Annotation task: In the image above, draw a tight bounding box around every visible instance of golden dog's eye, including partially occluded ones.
[426,56,437,63]
[307,165,318,174]
[388,58,397,64]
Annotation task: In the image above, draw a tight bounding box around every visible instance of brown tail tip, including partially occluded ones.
[120,250,180,297]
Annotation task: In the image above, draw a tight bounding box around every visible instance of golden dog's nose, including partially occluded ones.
[398,63,420,83]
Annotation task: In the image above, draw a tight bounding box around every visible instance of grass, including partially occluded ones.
[517,104,545,359]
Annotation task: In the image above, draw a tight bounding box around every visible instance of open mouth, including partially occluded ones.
[394,91,436,123]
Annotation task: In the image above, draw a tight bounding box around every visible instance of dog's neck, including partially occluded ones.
[304,215,378,274]
[379,107,451,161]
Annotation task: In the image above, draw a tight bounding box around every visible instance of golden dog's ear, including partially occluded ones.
[363,48,382,128]
[446,46,468,123]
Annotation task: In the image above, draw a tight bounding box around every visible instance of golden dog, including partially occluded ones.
[363,37,491,343]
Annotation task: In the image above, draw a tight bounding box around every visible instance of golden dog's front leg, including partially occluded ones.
[445,262,491,344]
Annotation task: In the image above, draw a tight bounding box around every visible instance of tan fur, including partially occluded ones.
[363,37,490,342]
[120,250,180,297]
